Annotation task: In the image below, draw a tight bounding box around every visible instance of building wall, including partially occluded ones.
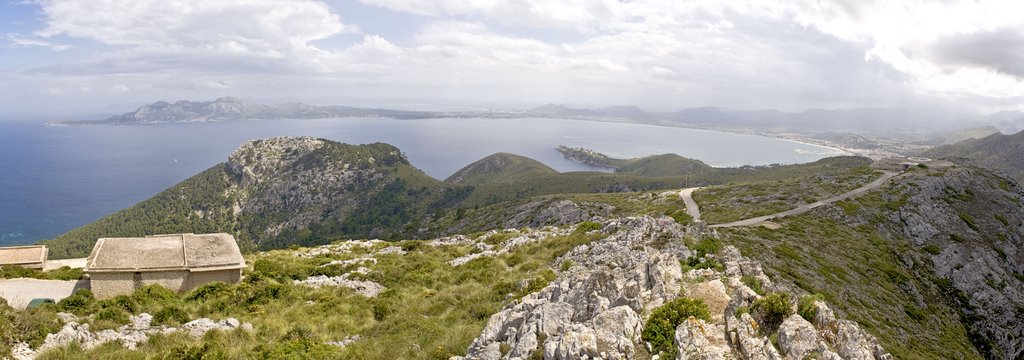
[187,269,242,291]
[141,270,189,291]
[89,272,136,300]
[90,269,242,299]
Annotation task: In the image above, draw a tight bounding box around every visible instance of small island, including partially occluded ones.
[555,145,623,169]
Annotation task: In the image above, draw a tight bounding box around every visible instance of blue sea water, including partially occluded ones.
[0,117,844,245]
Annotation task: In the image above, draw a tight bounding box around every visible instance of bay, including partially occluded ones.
[0,117,843,245]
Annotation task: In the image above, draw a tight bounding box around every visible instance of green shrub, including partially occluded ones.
[94,306,129,324]
[741,275,764,295]
[43,267,84,281]
[958,213,979,231]
[153,306,189,326]
[904,305,927,322]
[752,293,792,334]
[692,238,722,257]
[641,297,711,355]
[922,245,942,255]
[798,294,823,322]
[575,221,602,233]
[99,295,138,313]
[185,282,233,302]
[131,284,179,306]
[56,289,95,315]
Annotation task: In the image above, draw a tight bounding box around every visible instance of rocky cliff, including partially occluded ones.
[888,167,1024,359]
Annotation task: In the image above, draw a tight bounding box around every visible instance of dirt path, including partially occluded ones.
[708,171,899,228]
[678,187,702,222]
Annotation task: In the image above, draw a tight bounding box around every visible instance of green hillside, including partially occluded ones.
[445,152,558,184]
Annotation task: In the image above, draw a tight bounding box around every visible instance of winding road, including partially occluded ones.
[679,171,899,228]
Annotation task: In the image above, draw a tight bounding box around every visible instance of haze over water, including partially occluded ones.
[0,117,843,245]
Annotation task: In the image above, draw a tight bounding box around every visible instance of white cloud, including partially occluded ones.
[6,33,70,51]
[33,0,356,59]
[4,0,1024,113]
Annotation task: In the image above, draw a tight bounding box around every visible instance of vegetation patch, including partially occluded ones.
[641,297,711,356]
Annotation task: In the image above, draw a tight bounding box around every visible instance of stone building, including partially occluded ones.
[85,233,245,299]
[0,245,48,269]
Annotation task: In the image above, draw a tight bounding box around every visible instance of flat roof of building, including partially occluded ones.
[0,245,47,266]
[85,233,245,273]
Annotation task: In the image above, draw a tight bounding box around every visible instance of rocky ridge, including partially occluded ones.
[454,216,890,360]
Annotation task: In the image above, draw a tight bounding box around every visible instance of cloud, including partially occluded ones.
[356,0,622,31]
[30,0,356,70]
[6,33,70,51]
[4,0,1024,113]
[928,27,1024,79]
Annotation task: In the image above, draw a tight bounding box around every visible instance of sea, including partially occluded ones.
[0,117,845,245]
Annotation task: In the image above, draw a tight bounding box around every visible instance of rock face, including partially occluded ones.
[453,216,892,360]
[889,167,1024,359]
[456,216,689,360]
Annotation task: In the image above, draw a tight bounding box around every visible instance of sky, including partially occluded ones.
[1,0,1023,115]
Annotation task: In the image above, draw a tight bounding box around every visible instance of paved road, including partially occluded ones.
[678,187,702,222]
[0,278,89,309]
[709,171,899,228]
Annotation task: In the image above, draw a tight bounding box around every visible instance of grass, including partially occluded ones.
[693,165,879,223]
[8,229,607,359]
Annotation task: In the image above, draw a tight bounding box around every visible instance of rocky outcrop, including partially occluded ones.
[453,217,893,360]
[15,313,251,359]
[456,216,689,360]
[293,275,385,297]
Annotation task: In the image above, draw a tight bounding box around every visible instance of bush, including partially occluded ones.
[94,306,129,324]
[99,295,138,313]
[741,275,764,295]
[798,294,823,322]
[575,221,602,233]
[131,284,179,306]
[153,306,190,326]
[752,293,793,334]
[641,297,711,355]
[56,289,95,315]
[922,245,942,255]
[185,282,233,302]
[692,238,722,257]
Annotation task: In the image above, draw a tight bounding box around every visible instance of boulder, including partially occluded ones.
[777,314,818,360]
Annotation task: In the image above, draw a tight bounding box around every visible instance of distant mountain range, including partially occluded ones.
[47,97,1024,137]
[46,96,493,125]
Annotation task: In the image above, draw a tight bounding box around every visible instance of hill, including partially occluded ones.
[10,162,1023,359]
[444,152,558,185]
[615,153,715,177]
[42,138,873,258]
[42,137,470,258]
[922,129,1024,182]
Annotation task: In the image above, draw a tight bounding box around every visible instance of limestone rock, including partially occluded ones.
[777,314,818,360]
